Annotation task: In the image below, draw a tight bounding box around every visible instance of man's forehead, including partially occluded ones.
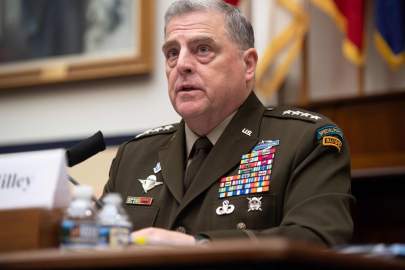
[165,10,225,37]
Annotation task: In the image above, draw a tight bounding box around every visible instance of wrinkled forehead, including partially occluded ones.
[164,10,227,39]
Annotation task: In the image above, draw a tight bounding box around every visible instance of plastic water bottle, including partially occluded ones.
[97,193,132,248]
[60,185,98,249]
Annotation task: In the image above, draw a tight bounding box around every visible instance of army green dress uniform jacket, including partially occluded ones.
[103,93,354,246]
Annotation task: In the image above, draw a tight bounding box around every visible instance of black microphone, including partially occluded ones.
[66,131,106,167]
[65,131,106,208]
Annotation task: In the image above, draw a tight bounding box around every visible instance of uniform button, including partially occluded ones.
[236,222,247,230]
[175,226,186,233]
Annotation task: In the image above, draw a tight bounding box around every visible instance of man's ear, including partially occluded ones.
[243,48,258,81]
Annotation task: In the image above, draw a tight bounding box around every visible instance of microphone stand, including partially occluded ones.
[68,175,104,209]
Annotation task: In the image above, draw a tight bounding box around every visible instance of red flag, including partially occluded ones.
[312,0,365,65]
[223,0,239,6]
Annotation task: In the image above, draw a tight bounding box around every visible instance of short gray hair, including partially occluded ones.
[164,0,254,50]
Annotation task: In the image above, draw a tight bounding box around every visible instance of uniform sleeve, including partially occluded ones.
[101,143,127,197]
[200,123,354,247]
[258,124,353,246]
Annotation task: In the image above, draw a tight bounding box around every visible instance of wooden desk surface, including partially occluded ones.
[1,238,405,270]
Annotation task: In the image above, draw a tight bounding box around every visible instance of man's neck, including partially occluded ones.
[185,111,228,136]
[184,90,254,135]
[185,111,236,158]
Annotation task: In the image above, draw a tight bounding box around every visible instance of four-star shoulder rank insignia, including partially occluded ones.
[282,110,321,121]
[135,125,175,139]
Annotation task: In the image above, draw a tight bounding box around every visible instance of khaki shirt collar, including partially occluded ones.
[185,112,236,158]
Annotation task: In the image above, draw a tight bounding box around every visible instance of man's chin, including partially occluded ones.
[175,103,206,120]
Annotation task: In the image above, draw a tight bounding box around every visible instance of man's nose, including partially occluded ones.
[176,49,194,75]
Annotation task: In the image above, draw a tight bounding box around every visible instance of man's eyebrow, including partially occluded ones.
[162,40,178,52]
[188,36,216,45]
[162,36,216,52]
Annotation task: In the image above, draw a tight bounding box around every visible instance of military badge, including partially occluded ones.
[316,125,343,141]
[247,197,262,211]
[138,175,163,193]
[216,200,235,216]
[253,139,280,151]
[316,125,344,152]
[322,136,343,152]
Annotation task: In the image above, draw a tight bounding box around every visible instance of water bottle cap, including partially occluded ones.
[73,185,94,199]
[103,193,122,205]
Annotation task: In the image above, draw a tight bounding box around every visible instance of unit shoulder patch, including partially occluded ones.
[264,107,322,123]
[316,124,344,152]
[134,124,177,140]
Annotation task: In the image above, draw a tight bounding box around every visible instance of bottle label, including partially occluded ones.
[61,219,98,248]
[98,225,130,248]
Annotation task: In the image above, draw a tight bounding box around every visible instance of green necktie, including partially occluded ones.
[184,136,213,191]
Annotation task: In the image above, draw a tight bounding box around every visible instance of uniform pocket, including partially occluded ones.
[210,194,277,231]
[124,205,160,230]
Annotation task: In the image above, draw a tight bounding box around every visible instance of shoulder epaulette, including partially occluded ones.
[133,124,177,140]
[264,107,322,123]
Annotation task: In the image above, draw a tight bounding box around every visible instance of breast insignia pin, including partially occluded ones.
[216,200,235,216]
[247,197,262,212]
[138,174,163,193]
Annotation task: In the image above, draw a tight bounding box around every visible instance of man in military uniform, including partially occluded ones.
[103,0,353,246]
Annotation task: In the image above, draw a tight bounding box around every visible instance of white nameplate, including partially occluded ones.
[0,149,71,210]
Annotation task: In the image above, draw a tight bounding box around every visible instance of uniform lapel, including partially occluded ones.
[158,121,186,204]
[171,93,265,223]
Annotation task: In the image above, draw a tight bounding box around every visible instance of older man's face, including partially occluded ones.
[163,10,253,128]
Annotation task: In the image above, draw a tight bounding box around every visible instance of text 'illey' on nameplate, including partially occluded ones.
[0,149,71,210]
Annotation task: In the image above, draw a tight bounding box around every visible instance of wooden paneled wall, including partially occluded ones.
[306,92,405,170]
[306,92,405,243]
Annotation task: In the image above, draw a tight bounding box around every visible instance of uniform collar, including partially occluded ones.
[184,112,236,159]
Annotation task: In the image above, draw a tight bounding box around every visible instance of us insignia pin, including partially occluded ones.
[247,197,262,212]
[138,175,163,193]
[242,128,253,136]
